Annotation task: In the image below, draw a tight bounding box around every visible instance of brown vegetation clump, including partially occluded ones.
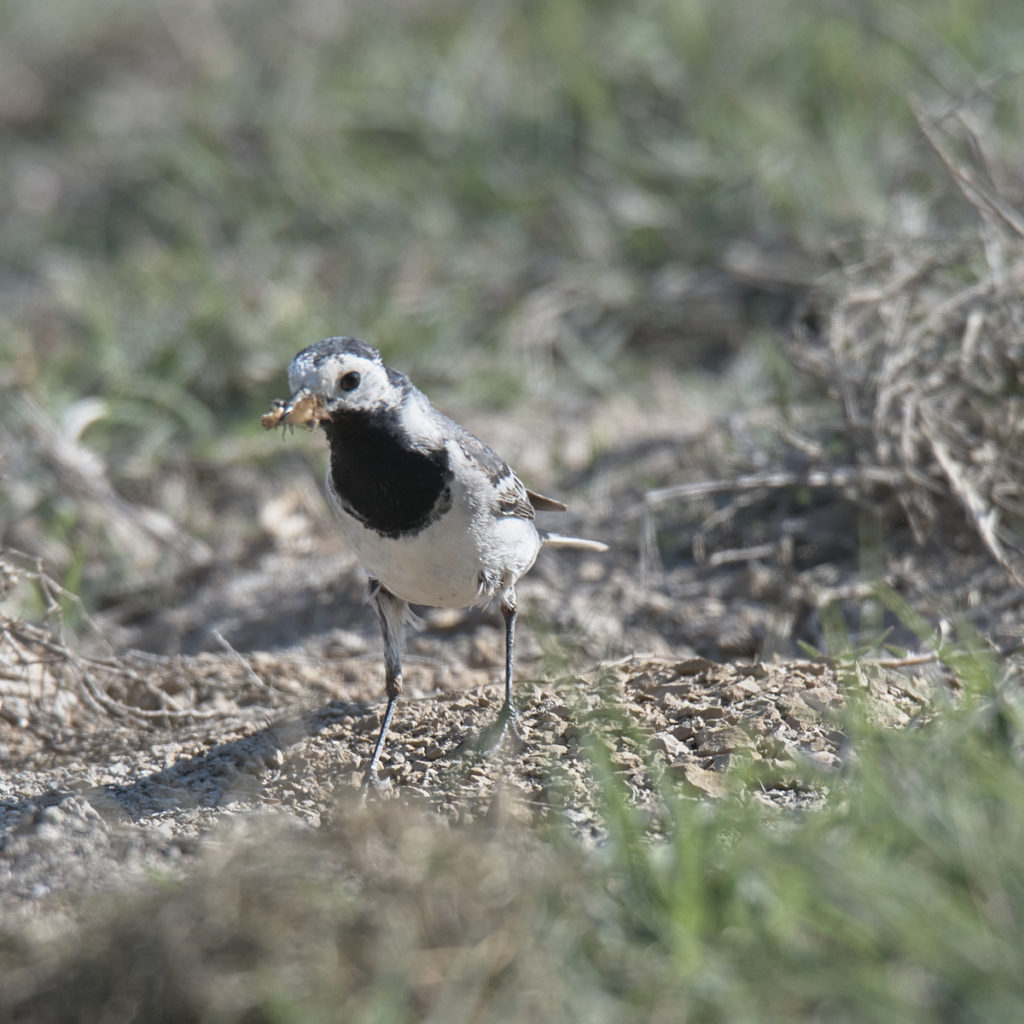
[810,105,1024,582]
[641,108,1024,636]
[797,228,1024,581]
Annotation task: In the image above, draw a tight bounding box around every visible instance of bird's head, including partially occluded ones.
[262,336,409,430]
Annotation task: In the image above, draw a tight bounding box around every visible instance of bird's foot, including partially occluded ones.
[456,701,526,760]
[359,764,391,803]
[488,701,527,752]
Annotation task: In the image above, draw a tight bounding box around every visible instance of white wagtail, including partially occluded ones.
[263,336,607,791]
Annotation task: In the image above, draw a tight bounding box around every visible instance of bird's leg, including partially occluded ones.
[496,590,521,737]
[451,588,525,759]
[476,589,525,752]
[361,580,407,796]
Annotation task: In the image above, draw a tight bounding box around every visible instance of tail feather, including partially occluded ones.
[540,531,609,553]
[527,488,568,512]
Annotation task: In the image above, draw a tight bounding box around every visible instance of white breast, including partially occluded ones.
[325,458,541,609]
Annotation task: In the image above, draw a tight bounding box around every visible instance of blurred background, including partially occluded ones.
[2,0,1024,647]
[7,6,1024,1021]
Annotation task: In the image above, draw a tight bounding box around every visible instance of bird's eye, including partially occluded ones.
[338,371,361,392]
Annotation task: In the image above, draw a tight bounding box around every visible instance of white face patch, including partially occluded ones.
[287,349,399,414]
[283,338,453,450]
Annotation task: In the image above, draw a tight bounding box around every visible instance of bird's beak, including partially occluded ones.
[261,388,330,431]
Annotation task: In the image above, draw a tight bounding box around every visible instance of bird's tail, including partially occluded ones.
[540,531,609,553]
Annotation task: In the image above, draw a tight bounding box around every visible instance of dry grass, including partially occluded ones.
[635,87,1024,664]
[812,102,1024,581]
[0,550,227,739]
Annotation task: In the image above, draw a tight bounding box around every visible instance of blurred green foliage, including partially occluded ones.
[3,0,1022,440]
[4,0,1023,601]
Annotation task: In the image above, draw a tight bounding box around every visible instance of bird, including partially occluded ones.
[264,336,607,792]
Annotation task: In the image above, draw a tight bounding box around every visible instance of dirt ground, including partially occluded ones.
[4,383,1005,948]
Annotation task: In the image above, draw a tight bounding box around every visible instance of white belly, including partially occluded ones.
[327,471,541,608]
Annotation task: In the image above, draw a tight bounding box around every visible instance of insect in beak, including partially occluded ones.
[261,389,330,431]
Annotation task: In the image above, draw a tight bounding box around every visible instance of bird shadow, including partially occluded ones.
[0,699,373,834]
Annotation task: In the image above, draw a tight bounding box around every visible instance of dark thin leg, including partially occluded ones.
[361,580,406,796]
[487,589,524,749]
[450,587,524,759]
[497,591,518,726]
[362,694,399,792]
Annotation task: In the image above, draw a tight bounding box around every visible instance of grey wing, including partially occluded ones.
[456,433,536,521]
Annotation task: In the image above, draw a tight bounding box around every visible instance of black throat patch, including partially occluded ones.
[323,407,453,539]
